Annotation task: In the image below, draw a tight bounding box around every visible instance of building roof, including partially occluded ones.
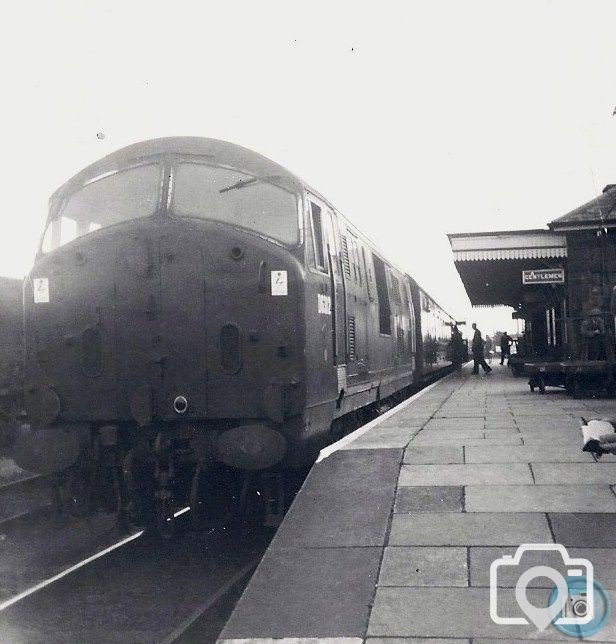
[448,229,567,262]
[549,185,616,231]
[447,230,567,308]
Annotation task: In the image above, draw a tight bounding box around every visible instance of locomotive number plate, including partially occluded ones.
[317,293,331,315]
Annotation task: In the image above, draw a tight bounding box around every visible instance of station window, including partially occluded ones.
[310,202,328,273]
[372,253,392,335]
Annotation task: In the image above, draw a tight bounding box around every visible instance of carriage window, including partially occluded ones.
[372,253,392,335]
[42,164,161,253]
[172,164,301,246]
[310,202,328,272]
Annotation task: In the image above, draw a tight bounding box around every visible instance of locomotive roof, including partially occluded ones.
[51,137,304,201]
[50,137,454,321]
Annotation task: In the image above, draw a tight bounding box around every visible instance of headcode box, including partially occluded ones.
[522,268,565,285]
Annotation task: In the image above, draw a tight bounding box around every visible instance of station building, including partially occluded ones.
[448,184,616,360]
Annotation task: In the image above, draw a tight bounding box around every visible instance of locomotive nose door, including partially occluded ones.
[159,232,207,418]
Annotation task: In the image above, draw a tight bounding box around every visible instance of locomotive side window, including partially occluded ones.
[362,247,373,300]
[42,164,161,253]
[348,234,363,285]
[372,253,392,335]
[172,164,301,247]
[309,202,328,273]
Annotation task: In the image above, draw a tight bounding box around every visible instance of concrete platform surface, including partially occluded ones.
[218,365,616,643]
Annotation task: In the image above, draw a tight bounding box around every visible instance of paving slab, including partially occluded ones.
[466,484,616,513]
[465,445,596,463]
[273,448,401,548]
[403,446,464,464]
[424,420,485,429]
[219,546,382,639]
[411,437,523,447]
[368,639,470,644]
[374,416,431,429]
[549,513,616,547]
[368,586,577,639]
[398,463,533,486]
[469,546,616,588]
[388,513,552,545]
[394,486,464,512]
[483,429,521,438]
[418,429,488,438]
[342,425,421,449]
[532,463,616,484]
[378,546,468,587]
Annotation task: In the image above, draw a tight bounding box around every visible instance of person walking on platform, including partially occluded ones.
[471,323,492,374]
[500,331,512,365]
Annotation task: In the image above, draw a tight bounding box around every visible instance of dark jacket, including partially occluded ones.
[472,329,484,355]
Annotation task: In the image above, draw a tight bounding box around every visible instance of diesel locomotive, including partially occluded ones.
[14,137,455,531]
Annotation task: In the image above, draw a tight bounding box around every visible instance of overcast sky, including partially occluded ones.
[1,1,615,335]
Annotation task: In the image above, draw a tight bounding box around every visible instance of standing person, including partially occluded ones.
[485,335,493,363]
[450,325,465,371]
[580,308,606,361]
[500,332,512,365]
[471,323,492,374]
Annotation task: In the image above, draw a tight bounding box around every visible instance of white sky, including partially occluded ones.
[1,0,615,336]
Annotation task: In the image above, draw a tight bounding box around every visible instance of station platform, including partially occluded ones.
[218,364,616,643]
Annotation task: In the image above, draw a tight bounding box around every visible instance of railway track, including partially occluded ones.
[0,370,454,642]
[0,473,52,525]
[0,506,272,643]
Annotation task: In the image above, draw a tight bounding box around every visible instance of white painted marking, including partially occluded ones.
[173,506,191,518]
[161,559,259,644]
[33,278,49,303]
[0,530,143,612]
[316,371,456,462]
[270,270,288,296]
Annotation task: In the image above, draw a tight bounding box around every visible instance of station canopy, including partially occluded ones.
[448,229,567,307]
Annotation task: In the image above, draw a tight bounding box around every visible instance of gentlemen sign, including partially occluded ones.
[522,268,565,285]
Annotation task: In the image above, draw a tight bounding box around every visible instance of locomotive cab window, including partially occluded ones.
[171,163,301,247]
[41,164,162,253]
[309,201,328,273]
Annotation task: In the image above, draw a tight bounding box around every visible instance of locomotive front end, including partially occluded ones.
[17,139,307,528]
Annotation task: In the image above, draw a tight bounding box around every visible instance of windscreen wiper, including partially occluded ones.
[219,177,260,194]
